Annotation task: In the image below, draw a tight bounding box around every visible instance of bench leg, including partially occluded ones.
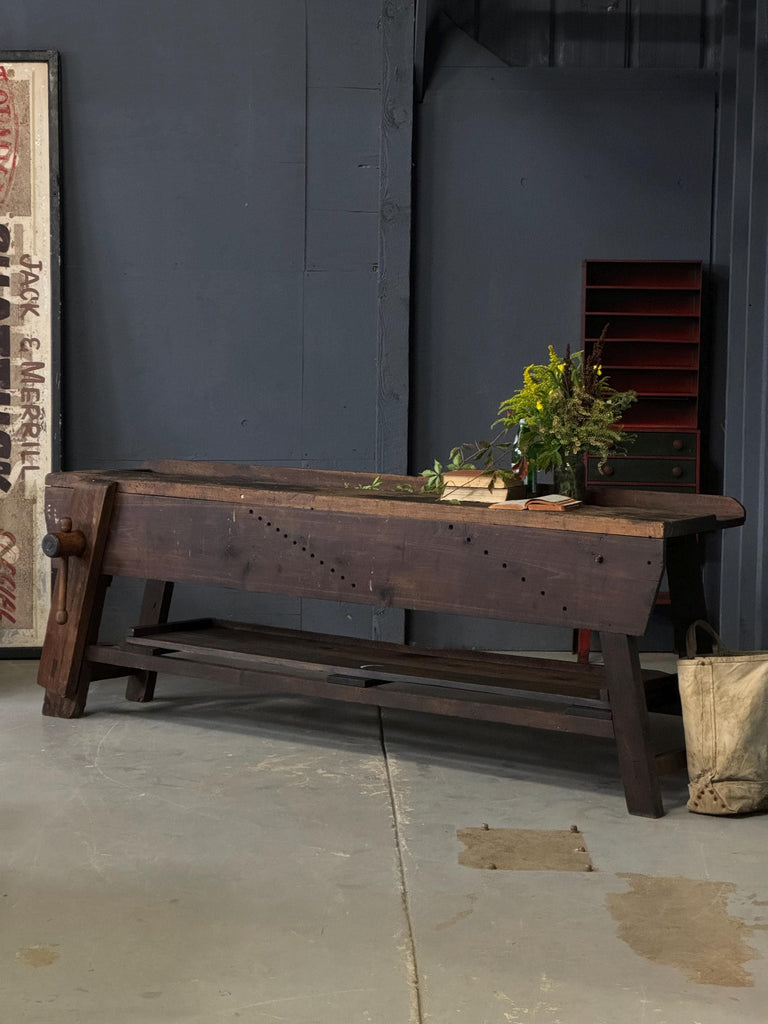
[601,631,664,818]
[665,535,709,655]
[37,481,117,718]
[573,628,591,664]
[125,580,175,702]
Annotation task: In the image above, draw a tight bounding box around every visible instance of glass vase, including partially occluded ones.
[553,457,586,501]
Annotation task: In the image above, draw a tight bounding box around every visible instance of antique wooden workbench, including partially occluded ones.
[37,460,745,817]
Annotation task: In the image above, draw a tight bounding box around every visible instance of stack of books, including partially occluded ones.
[439,470,526,504]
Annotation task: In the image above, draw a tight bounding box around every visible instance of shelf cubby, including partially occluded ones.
[599,342,699,370]
[584,260,702,290]
[585,289,700,317]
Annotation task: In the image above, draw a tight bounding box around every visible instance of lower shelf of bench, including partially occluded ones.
[85,617,685,770]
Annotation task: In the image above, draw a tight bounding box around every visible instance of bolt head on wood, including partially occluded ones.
[42,533,62,558]
[41,529,87,559]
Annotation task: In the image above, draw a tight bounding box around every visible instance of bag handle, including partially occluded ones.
[685,619,731,658]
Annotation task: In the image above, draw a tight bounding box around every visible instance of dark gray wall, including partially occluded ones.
[4,2,382,473]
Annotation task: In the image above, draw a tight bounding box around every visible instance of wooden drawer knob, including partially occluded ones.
[672,439,683,450]
[601,465,614,476]
[672,466,683,478]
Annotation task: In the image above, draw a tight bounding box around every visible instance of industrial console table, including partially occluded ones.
[37,461,745,817]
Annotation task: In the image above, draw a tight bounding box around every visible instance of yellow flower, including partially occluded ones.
[536,401,543,410]
[596,365,603,376]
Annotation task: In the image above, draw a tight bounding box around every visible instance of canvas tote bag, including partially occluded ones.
[678,621,768,815]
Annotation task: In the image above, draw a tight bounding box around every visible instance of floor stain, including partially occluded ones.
[457,828,593,872]
[15,945,59,968]
[607,873,759,987]
[434,892,478,930]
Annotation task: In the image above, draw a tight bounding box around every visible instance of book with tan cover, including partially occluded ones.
[489,493,582,512]
[440,471,525,504]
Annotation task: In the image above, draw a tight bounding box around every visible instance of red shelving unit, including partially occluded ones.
[582,259,702,492]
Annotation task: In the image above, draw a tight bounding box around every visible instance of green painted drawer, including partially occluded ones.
[619,431,699,459]
[587,456,697,485]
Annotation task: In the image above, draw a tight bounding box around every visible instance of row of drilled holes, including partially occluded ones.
[447,523,568,612]
[249,510,357,589]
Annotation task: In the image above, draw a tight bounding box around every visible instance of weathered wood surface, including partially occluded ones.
[45,486,665,635]
[586,486,745,528]
[601,631,664,817]
[37,479,116,706]
[86,641,616,739]
[124,618,609,702]
[124,579,175,702]
[142,459,417,488]
[45,467,724,539]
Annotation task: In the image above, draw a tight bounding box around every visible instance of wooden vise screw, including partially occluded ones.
[41,517,87,624]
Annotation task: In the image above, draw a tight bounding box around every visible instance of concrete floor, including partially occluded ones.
[2,659,767,1024]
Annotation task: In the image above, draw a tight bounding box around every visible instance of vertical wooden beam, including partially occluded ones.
[630,0,706,69]
[414,0,443,101]
[665,535,710,655]
[376,0,414,478]
[414,0,429,102]
[601,632,664,818]
[375,0,415,643]
[37,479,117,717]
[125,580,175,702]
[42,574,112,720]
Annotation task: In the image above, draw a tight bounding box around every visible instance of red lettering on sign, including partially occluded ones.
[0,85,19,202]
[0,530,17,623]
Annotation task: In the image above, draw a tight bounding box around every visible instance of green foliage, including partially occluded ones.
[420,459,447,494]
[357,475,382,490]
[418,335,635,494]
[420,438,518,497]
[494,340,636,473]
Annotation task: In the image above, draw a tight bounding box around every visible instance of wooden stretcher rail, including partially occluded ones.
[125,618,613,704]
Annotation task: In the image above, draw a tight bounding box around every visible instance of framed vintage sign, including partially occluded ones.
[0,52,61,655]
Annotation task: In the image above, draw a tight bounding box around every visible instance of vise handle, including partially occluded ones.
[41,517,87,624]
